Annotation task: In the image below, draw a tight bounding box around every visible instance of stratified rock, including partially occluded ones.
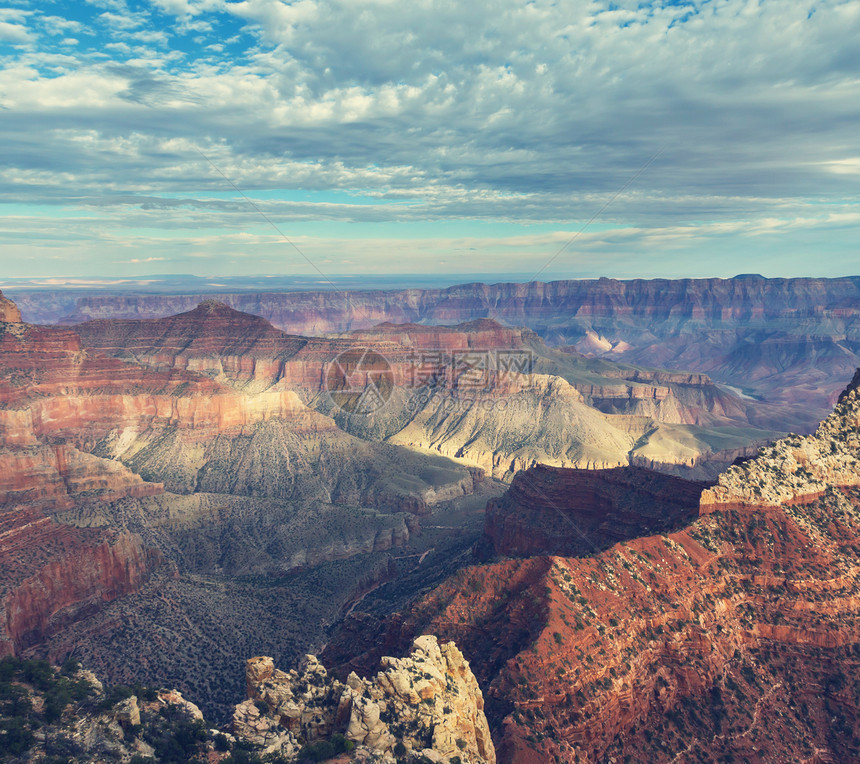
[481,464,705,557]
[51,275,860,430]
[74,303,774,481]
[234,635,495,763]
[327,368,860,763]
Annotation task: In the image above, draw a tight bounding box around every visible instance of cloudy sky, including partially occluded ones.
[1,0,859,281]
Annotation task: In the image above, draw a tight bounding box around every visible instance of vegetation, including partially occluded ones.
[0,657,95,756]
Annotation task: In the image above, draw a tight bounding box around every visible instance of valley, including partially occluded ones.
[12,274,860,432]
[2,277,860,761]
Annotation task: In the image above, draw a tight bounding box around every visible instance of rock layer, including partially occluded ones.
[326,369,860,763]
[481,465,706,558]
[43,274,860,430]
[74,302,778,482]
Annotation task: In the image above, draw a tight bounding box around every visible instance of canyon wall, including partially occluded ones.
[73,301,777,483]
[325,368,860,763]
[480,465,705,558]
[24,274,860,429]
[0,292,487,717]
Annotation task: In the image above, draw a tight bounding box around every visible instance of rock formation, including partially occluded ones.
[30,274,860,430]
[0,292,484,719]
[325,368,860,762]
[0,289,21,323]
[233,635,495,763]
[480,465,706,558]
[0,657,216,762]
[701,364,860,510]
[74,302,777,481]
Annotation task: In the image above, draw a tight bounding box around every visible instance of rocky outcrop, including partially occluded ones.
[233,635,495,763]
[481,465,705,558]
[326,369,860,763]
[0,444,163,513]
[0,289,21,323]
[701,366,860,510]
[0,658,215,763]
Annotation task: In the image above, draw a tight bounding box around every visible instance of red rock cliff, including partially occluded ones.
[326,370,860,763]
[481,465,705,558]
[0,289,22,323]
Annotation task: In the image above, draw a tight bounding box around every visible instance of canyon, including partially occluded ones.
[325,368,860,762]
[4,280,860,761]
[0,290,490,718]
[72,300,779,482]
[13,274,860,431]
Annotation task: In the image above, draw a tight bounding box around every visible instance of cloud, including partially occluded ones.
[0,20,33,44]
[39,15,86,35]
[1,0,859,277]
[98,11,144,30]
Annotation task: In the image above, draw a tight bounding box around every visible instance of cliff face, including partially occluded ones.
[1,527,162,656]
[233,635,495,763]
[481,465,705,558]
[74,302,777,482]
[0,311,170,657]
[45,275,860,430]
[326,369,860,763]
[0,445,164,657]
[0,292,484,716]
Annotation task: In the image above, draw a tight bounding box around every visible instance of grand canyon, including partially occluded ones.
[2,274,860,762]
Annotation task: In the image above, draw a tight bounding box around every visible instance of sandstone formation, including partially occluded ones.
[0,309,171,659]
[0,292,484,720]
[74,302,777,482]
[33,274,860,430]
[326,369,860,762]
[233,635,495,763]
[480,465,706,558]
[0,289,21,323]
[0,520,162,657]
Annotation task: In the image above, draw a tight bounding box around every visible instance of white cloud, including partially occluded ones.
[1,0,860,277]
[98,11,144,30]
[39,15,86,35]
[0,20,32,43]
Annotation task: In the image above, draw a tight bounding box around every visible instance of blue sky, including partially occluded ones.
[0,0,859,280]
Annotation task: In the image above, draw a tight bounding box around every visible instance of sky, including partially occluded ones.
[0,0,859,281]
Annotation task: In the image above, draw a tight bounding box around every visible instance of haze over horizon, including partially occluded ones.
[1,0,859,280]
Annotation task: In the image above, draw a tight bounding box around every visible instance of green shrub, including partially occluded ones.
[298,733,355,762]
[21,659,53,691]
[0,717,34,755]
